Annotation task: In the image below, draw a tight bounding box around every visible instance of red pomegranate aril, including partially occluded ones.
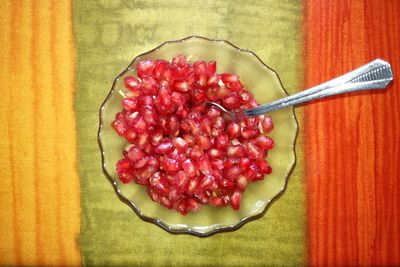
[140,105,158,125]
[245,142,264,159]
[215,134,229,149]
[245,117,259,129]
[219,179,234,189]
[172,137,188,153]
[230,191,242,210]
[137,60,156,78]
[198,156,212,174]
[127,147,144,161]
[166,115,180,135]
[187,198,201,212]
[150,129,163,146]
[227,144,246,157]
[207,73,220,87]
[255,135,274,150]
[173,80,189,92]
[226,122,240,139]
[208,148,224,159]
[241,128,260,139]
[182,159,197,178]
[200,174,216,189]
[182,134,196,146]
[176,200,189,215]
[161,157,181,174]
[210,197,225,207]
[196,135,211,150]
[257,159,272,174]
[210,158,224,170]
[154,139,174,154]
[132,116,148,133]
[261,115,274,133]
[138,94,154,106]
[121,98,138,112]
[225,165,241,180]
[134,156,149,169]
[221,73,240,84]
[124,76,141,93]
[207,60,216,75]
[140,77,158,95]
[236,175,248,191]
[137,132,149,148]
[194,61,207,76]
[223,92,242,109]
[188,145,204,159]
[113,55,275,214]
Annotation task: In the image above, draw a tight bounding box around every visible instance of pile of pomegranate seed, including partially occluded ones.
[112,55,274,215]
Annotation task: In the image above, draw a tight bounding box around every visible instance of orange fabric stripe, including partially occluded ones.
[304,0,400,265]
[0,0,81,265]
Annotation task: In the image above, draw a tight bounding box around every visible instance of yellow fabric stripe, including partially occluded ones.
[0,0,81,265]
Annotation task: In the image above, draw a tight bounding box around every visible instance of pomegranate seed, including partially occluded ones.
[224,157,240,169]
[207,60,216,75]
[150,129,163,146]
[140,105,158,125]
[208,148,224,159]
[166,115,180,135]
[227,81,244,92]
[221,73,240,83]
[196,135,211,150]
[239,157,250,171]
[210,158,224,170]
[225,165,241,180]
[245,117,259,129]
[140,77,158,95]
[219,179,234,189]
[188,145,204,159]
[194,61,207,76]
[150,173,169,195]
[124,76,141,93]
[236,175,248,191]
[154,139,174,154]
[187,198,201,212]
[176,200,189,215]
[172,137,188,153]
[160,196,174,209]
[147,156,160,169]
[223,92,242,109]
[215,134,229,149]
[174,171,188,189]
[207,74,220,87]
[200,118,213,136]
[199,174,216,189]
[191,88,206,103]
[261,116,274,133]
[125,129,137,143]
[198,156,212,174]
[137,60,156,78]
[154,60,169,80]
[245,142,264,159]
[243,162,258,181]
[138,94,154,106]
[241,128,260,139]
[128,147,144,161]
[215,85,229,99]
[121,98,138,112]
[227,144,246,157]
[255,135,274,150]
[257,159,272,174]
[182,159,197,178]
[187,178,199,194]
[139,165,156,180]
[197,75,208,88]
[171,55,187,67]
[159,86,172,108]
[210,197,225,207]
[134,156,149,169]
[161,157,181,174]
[182,134,196,146]
[137,133,149,148]
[173,80,189,92]
[230,191,242,210]
[132,116,148,133]
[226,122,240,139]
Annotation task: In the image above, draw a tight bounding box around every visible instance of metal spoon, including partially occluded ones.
[206,59,393,120]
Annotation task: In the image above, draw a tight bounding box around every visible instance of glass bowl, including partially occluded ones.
[98,36,298,236]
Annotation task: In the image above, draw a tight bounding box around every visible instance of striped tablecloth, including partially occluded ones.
[0,0,399,266]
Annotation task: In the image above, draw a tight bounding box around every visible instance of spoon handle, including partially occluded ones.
[241,59,393,118]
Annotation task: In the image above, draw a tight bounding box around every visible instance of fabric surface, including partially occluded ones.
[0,0,81,265]
[304,0,400,265]
[74,0,305,266]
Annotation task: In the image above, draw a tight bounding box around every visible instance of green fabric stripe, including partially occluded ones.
[74,0,305,265]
